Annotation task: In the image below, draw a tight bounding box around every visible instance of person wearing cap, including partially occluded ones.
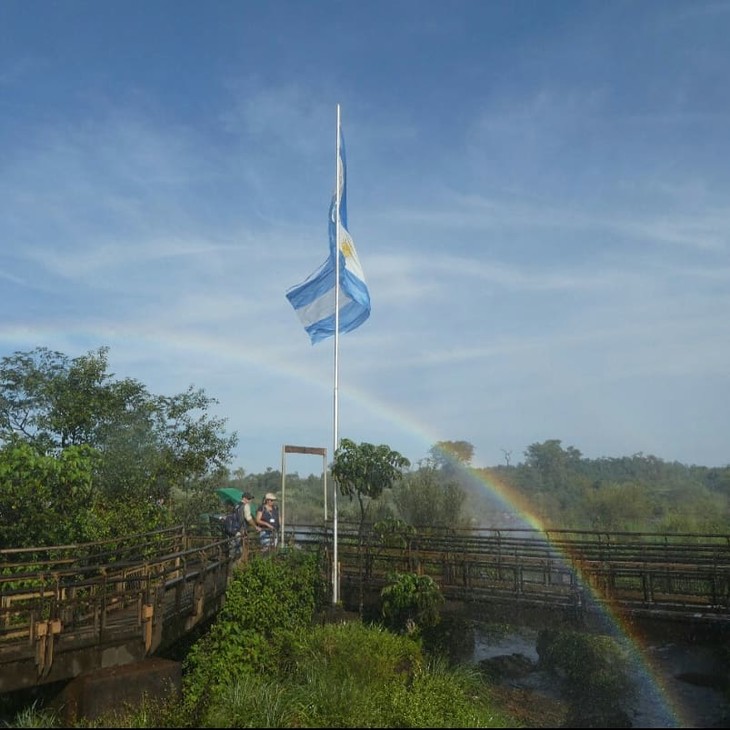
[239,491,261,536]
[256,492,280,553]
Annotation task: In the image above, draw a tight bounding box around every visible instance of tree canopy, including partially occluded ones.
[0,346,238,547]
[332,438,410,525]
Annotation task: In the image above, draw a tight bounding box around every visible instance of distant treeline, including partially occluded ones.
[474,439,730,532]
[226,439,730,534]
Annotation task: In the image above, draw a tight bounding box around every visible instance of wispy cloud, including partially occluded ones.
[1,2,729,471]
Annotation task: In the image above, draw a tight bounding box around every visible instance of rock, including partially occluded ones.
[479,652,537,681]
[675,671,728,691]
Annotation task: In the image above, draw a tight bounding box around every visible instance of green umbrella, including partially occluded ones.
[215,487,243,506]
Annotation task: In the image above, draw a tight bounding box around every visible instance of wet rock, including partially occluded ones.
[675,671,728,691]
[478,652,537,681]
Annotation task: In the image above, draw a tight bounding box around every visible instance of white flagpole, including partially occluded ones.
[332,104,341,605]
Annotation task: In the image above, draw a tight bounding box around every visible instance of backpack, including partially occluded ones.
[224,507,241,537]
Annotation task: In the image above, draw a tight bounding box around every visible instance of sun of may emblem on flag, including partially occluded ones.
[285,113,371,345]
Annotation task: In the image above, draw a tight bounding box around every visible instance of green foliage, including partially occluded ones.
[2,699,58,728]
[0,442,104,548]
[0,347,237,499]
[386,658,511,728]
[222,435,730,535]
[419,614,476,666]
[429,440,474,468]
[287,625,513,728]
[203,676,294,728]
[298,621,424,688]
[523,439,584,489]
[477,440,730,532]
[181,551,326,721]
[201,622,511,729]
[582,481,653,531]
[1,347,142,452]
[67,689,185,728]
[380,571,444,634]
[373,517,416,549]
[331,438,410,614]
[0,346,237,545]
[179,553,513,728]
[280,623,423,728]
[536,628,635,723]
[37,620,512,728]
[392,463,467,528]
[0,440,180,549]
[332,438,410,523]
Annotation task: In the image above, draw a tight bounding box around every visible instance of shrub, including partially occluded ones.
[380,571,444,634]
[536,628,635,727]
[181,551,325,723]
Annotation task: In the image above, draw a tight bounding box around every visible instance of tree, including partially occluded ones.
[523,439,583,492]
[0,346,238,534]
[0,346,146,451]
[429,440,474,469]
[331,438,410,612]
[332,439,410,529]
[582,481,653,531]
[392,463,466,529]
[0,442,102,548]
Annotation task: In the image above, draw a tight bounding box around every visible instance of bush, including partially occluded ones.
[536,628,635,727]
[181,551,326,723]
[380,571,444,634]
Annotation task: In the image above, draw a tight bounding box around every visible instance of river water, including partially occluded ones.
[472,622,730,728]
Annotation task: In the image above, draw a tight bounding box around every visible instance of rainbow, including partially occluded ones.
[0,327,694,724]
[442,450,687,727]
[291,380,691,727]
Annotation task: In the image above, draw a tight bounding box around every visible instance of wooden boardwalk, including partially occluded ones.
[321,524,730,626]
[2,523,729,694]
[0,525,242,694]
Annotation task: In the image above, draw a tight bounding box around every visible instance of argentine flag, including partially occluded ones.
[286,125,371,345]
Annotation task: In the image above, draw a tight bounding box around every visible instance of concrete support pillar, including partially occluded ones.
[55,657,181,724]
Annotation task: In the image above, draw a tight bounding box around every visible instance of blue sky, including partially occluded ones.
[1,1,729,475]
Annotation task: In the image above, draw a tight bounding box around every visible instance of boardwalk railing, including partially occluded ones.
[291,523,730,622]
[0,525,241,693]
[3,523,730,693]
